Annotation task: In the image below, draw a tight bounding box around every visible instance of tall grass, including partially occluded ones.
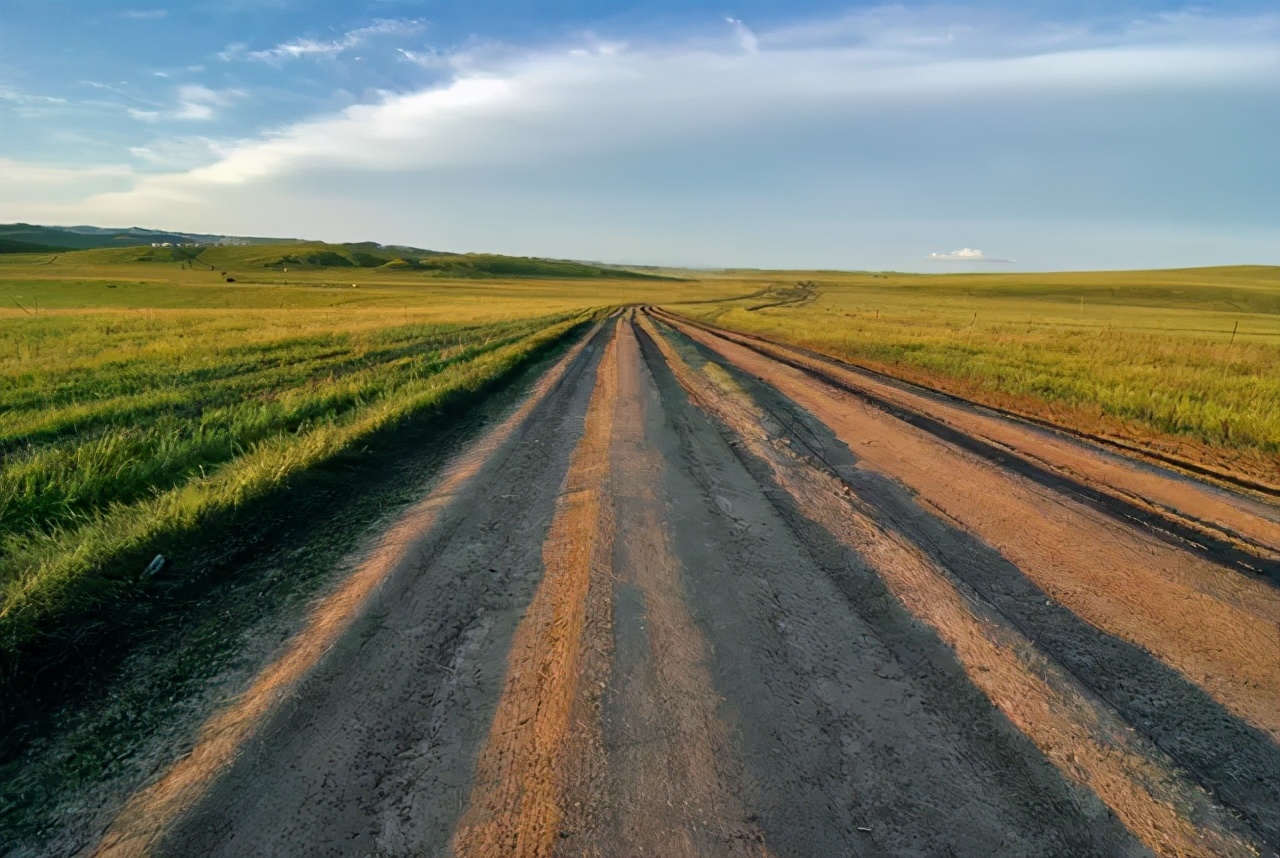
[0,307,591,676]
[1,318,549,540]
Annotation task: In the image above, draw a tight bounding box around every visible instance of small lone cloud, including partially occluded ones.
[928,247,1014,263]
[121,9,169,19]
[726,17,759,52]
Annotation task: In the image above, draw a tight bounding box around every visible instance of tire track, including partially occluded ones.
[99,322,609,857]
[651,309,1280,579]
[630,317,1140,856]
[648,311,1280,851]
[451,322,619,858]
[657,311,1280,733]
[639,311,1260,857]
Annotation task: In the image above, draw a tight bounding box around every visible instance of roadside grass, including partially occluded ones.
[0,310,587,678]
[1,316,553,540]
[679,266,1280,484]
[0,248,743,682]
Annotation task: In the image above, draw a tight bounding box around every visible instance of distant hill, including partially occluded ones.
[0,223,678,279]
[13,236,681,281]
[0,237,65,254]
[0,223,298,252]
[224,243,671,279]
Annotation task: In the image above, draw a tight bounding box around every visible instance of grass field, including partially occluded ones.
[677,266,1280,484]
[0,249,741,682]
[2,246,1277,684]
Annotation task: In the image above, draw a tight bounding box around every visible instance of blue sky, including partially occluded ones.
[1,1,1276,270]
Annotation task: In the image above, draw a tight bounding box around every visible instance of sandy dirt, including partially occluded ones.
[72,311,1280,858]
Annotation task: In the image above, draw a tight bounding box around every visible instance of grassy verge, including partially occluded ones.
[0,247,737,689]
[677,267,1280,485]
[0,314,594,682]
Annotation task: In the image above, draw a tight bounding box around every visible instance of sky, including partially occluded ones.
[1,1,1277,270]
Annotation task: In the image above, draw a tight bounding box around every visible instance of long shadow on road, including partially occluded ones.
[659,318,1280,851]
[0,327,592,854]
[632,319,1143,857]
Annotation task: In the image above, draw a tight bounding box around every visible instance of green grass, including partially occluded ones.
[0,246,738,680]
[0,315,584,673]
[679,266,1280,481]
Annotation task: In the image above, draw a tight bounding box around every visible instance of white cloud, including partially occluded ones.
[398,48,449,69]
[175,85,242,120]
[3,9,1276,270]
[129,137,220,168]
[250,37,345,62]
[89,18,1272,191]
[0,158,136,209]
[121,9,168,20]
[216,43,248,62]
[0,159,132,186]
[928,248,1014,263]
[230,17,428,64]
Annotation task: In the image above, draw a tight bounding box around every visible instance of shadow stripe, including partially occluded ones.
[655,309,1280,583]
[662,316,1280,850]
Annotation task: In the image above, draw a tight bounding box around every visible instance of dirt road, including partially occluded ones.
[88,311,1280,857]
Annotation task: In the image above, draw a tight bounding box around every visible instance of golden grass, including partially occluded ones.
[677,266,1280,482]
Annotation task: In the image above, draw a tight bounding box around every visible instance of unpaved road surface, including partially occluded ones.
[85,311,1280,857]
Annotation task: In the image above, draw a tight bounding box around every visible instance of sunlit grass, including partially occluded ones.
[0,255,703,673]
[680,266,1280,479]
[0,314,587,671]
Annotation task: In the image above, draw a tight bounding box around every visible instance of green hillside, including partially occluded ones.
[0,223,298,250]
[0,238,64,255]
[0,224,197,250]
[18,241,680,280]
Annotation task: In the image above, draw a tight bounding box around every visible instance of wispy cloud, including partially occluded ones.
[0,158,133,185]
[174,85,243,120]
[225,17,428,64]
[928,248,1014,263]
[120,9,168,20]
[398,48,449,69]
[0,86,69,119]
[81,80,162,106]
[0,86,67,105]
[129,136,220,168]
[129,85,244,121]
[725,17,759,53]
